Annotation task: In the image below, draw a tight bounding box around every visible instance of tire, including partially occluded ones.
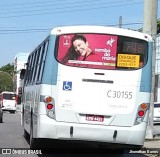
[9,111,15,114]
[30,118,35,149]
[23,129,29,140]
[98,144,125,154]
[11,111,16,114]
[0,113,3,123]
[0,117,2,123]
[30,117,40,149]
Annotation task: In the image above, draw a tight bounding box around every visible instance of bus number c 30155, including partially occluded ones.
[107,90,133,99]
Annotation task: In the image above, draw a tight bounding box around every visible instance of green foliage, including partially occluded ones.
[0,63,14,76]
[138,28,143,32]
[137,19,160,34]
[157,19,160,34]
[0,63,14,93]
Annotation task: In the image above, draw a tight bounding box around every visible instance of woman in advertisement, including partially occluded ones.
[61,34,101,64]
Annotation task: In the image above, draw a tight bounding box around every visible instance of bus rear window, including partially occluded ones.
[3,94,16,100]
[56,33,148,70]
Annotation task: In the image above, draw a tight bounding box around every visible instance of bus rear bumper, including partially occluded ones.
[38,115,147,146]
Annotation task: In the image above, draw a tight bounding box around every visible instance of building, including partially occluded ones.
[13,52,30,95]
[155,34,160,101]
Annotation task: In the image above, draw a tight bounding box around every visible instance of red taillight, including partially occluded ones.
[135,103,148,124]
[47,104,53,110]
[138,103,148,117]
[138,110,145,117]
[44,96,55,119]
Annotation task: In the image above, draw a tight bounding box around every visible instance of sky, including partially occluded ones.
[0,0,160,67]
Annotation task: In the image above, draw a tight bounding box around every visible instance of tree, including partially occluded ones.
[157,19,160,34]
[0,63,14,93]
[138,19,160,34]
[0,63,14,76]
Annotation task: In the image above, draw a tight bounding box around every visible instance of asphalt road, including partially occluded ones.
[0,111,36,157]
[0,111,159,157]
[153,123,160,136]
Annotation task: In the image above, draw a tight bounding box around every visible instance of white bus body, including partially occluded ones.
[22,26,153,149]
[0,91,17,114]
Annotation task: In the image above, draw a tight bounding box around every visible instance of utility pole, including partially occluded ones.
[119,16,122,28]
[143,0,158,139]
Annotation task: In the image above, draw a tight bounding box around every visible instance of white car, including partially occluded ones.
[153,102,160,124]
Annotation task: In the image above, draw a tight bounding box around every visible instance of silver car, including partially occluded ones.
[0,106,3,123]
[154,102,160,124]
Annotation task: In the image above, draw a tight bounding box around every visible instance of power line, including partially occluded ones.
[0,0,143,14]
[0,28,50,32]
[0,0,144,33]
[0,30,49,34]
[0,1,143,19]
[0,28,51,34]
[0,0,143,18]
[0,0,143,13]
[0,0,141,8]
[0,22,143,34]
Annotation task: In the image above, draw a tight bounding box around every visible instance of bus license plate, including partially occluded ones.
[86,115,104,122]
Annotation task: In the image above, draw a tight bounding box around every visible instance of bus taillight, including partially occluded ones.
[44,96,52,103]
[140,103,148,110]
[138,110,145,117]
[135,103,149,124]
[138,103,148,117]
[47,104,54,110]
[44,96,55,119]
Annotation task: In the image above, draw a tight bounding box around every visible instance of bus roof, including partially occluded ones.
[51,25,152,42]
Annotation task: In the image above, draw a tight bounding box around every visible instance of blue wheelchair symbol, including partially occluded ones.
[63,81,72,91]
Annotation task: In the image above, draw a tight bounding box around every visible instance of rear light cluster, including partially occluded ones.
[43,96,55,119]
[135,103,149,124]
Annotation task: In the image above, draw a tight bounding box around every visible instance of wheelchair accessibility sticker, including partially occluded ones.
[63,81,72,91]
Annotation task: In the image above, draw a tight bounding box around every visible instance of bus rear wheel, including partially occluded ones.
[30,123,36,149]
[30,119,41,149]
[0,117,2,123]
[23,129,29,140]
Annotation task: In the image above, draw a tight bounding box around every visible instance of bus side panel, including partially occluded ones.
[140,42,152,93]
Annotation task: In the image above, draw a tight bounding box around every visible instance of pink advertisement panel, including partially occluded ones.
[57,34,118,69]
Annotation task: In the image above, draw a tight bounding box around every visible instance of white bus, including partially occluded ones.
[0,91,17,114]
[22,26,153,150]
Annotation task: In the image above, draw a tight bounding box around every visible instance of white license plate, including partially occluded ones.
[86,114,104,122]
